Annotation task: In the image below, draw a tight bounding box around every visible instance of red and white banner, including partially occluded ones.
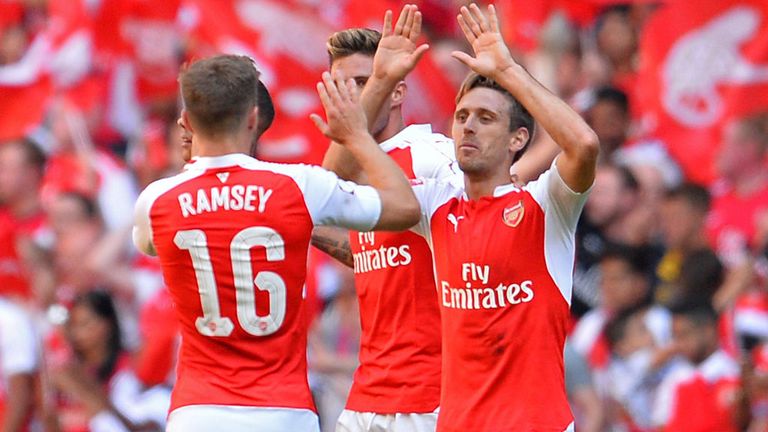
[636,0,768,184]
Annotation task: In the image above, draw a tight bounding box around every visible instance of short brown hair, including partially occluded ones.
[326,28,380,64]
[179,55,260,137]
[455,73,535,163]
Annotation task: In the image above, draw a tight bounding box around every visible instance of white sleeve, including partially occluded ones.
[410,138,460,182]
[651,365,689,427]
[132,187,157,256]
[525,158,591,231]
[0,301,38,376]
[410,178,461,238]
[292,165,382,231]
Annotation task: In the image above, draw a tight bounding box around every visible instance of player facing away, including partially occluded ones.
[316,6,453,431]
[356,4,599,431]
[132,55,421,432]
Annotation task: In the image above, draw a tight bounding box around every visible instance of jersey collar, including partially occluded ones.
[379,124,433,153]
[183,153,254,170]
[461,183,521,201]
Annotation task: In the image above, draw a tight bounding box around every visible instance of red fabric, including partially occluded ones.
[429,193,572,431]
[147,165,317,412]
[134,287,178,387]
[0,78,51,141]
[0,209,47,298]
[636,0,768,184]
[707,180,768,258]
[667,375,740,432]
[345,146,442,413]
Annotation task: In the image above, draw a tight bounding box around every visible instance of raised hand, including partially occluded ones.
[372,4,430,82]
[311,71,369,145]
[451,3,516,80]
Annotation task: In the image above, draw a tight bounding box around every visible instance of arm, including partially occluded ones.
[3,373,35,432]
[311,72,419,231]
[452,4,599,192]
[310,227,353,268]
[322,5,429,181]
[511,128,561,184]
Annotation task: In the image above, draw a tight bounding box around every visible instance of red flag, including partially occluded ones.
[636,0,768,184]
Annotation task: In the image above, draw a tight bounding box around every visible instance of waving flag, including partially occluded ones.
[636,0,768,184]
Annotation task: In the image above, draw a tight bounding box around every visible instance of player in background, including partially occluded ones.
[340,4,598,430]
[133,55,420,431]
[315,7,451,431]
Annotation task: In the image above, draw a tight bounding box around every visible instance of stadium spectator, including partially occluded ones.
[656,183,724,307]
[653,303,742,431]
[43,290,169,432]
[0,296,39,432]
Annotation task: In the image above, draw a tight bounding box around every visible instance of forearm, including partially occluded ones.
[3,374,34,432]
[322,142,362,182]
[311,227,353,268]
[495,64,597,155]
[512,129,561,183]
[344,133,419,230]
[494,64,598,191]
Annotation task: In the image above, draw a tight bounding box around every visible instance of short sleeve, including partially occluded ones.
[410,178,462,238]
[525,158,591,232]
[0,301,38,376]
[292,165,383,232]
[132,187,157,256]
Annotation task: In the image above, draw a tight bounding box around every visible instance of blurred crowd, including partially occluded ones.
[0,0,767,431]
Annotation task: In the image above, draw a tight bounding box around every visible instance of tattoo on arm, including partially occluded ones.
[311,230,354,268]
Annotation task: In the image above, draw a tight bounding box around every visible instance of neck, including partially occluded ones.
[193,133,250,158]
[463,168,513,201]
[373,111,406,143]
[83,345,109,370]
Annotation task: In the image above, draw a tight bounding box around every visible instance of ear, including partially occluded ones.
[181,109,194,133]
[246,106,259,131]
[390,81,408,108]
[508,127,530,154]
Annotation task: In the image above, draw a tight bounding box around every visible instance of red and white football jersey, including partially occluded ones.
[0,297,38,430]
[346,125,458,413]
[652,350,740,431]
[132,153,382,414]
[412,161,589,432]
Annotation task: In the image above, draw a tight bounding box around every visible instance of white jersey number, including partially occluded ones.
[174,227,287,337]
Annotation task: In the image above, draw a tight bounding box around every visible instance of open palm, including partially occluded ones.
[452,4,516,79]
[372,5,429,81]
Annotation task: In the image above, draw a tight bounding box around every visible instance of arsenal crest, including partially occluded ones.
[503,200,524,227]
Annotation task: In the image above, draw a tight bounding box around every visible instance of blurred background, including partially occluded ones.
[0,0,767,431]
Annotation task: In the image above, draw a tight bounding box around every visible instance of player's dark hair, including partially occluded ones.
[593,86,629,115]
[604,303,649,351]
[70,290,123,382]
[179,55,260,138]
[665,182,711,213]
[326,28,381,64]
[250,80,275,156]
[669,302,718,327]
[455,72,535,164]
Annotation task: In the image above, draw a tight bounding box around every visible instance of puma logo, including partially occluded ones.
[447,214,465,233]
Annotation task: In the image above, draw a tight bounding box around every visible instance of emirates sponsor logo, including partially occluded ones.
[441,262,535,309]
[503,200,524,227]
[353,232,412,274]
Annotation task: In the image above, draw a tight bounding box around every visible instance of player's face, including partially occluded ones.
[452,87,515,176]
[330,53,389,137]
[177,115,193,162]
